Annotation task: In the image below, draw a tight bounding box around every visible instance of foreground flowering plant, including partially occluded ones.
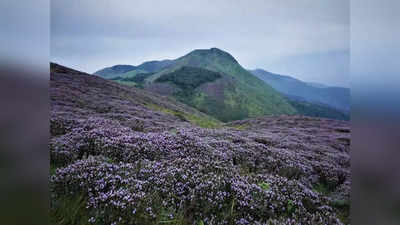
[50,69,350,224]
[50,117,350,225]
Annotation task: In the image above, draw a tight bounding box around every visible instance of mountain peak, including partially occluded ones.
[210,47,224,52]
[187,47,238,63]
[253,68,271,73]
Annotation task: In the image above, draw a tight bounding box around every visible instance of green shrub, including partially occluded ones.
[155,66,221,90]
[258,182,270,191]
[50,194,90,225]
[312,183,331,195]
[287,199,295,215]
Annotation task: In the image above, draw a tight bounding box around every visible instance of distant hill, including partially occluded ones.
[94,65,137,79]
[98,48,296,122]
[249,69,350,113]
[135,59,175,73]
[137,48,296,122]
[94,60,174,79]
[286,98,349,120]
[95,48,350,121]
[306,81,329,88]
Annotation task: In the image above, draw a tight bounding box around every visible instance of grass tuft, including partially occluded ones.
[50,194,90,225]
[145,103,221,129]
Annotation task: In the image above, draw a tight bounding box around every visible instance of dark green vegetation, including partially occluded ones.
[155,66,222,90]
[145,102,221,129]
[111,72,155,88]
[94,65,137,79]
[127,72,154,83]
[148,49,297,121]
[152,66,251,121]
[95,60,173,79]
[50,194,90,225]
[258,182,271,191]
[97,48,296,122]
[249,69,350,113]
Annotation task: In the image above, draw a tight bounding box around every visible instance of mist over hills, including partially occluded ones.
[249,69,350,113]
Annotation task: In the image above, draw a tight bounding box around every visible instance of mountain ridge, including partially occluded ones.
[249,68,350,113]
[94,48,349,121]
[94,59,174,79]
[140,48,296,122]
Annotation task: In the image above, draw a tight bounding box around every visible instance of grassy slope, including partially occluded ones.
[145,48,296,122]
[50,63,221,130]
[118,69,149,78]
[95,60,174,79]
[94,65,137,79]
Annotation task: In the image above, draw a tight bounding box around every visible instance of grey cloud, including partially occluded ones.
[51,0,349,86]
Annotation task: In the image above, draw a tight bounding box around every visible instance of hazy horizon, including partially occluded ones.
[51,0,349,87]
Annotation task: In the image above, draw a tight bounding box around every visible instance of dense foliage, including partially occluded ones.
[155,66,222,90]
[173,91,250,123]
[94,65,138,79]
[111,72,155,87]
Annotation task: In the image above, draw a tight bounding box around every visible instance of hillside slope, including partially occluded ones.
[50,62,350,224]
[286,98,350,120]
[142,48,296,122]
[50,63,221,132]
[249,69,350,112]
[95,48,296,122]
[94,60,174,79]
[94,65,137,79]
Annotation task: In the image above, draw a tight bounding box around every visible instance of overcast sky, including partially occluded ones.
[51,0,349,87]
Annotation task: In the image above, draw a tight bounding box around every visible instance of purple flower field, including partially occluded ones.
[50,64,350,225]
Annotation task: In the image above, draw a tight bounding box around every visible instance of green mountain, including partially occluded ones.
[94,60,174,79]
[94,65,137,79]
[136,59,174,73]
[140,48,296,122]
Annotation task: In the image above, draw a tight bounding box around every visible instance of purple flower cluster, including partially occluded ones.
[50,71,350,224]
[51,156,342,224]
[50,115,350,224]
[50,117,211,166]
